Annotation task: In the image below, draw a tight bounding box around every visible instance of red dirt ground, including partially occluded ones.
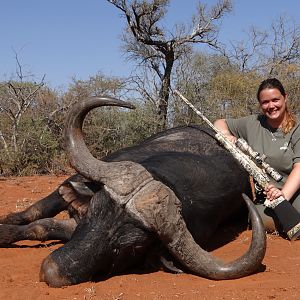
[0,175,300,300]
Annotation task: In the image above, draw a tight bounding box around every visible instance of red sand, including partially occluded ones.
[0,175,299,299]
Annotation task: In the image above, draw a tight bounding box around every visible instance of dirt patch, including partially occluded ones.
[0,175,300,299]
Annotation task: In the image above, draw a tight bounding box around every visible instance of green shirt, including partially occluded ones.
[226,114,300,189]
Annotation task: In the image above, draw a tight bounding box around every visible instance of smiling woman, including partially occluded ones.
[213,78,300,239]
[257,79,293,131]
[259,88,287,127]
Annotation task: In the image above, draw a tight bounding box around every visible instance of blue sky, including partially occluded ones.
[1,0,299,90]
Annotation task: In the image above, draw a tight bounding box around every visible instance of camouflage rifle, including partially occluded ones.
[174,89,300,240]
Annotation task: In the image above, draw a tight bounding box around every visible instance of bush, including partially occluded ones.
[0,101,161,176]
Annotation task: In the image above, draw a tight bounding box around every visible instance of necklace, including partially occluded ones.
[266,124,277,142]
[269,130,277,142]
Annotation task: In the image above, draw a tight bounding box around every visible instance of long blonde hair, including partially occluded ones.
[282,110,296,134]
[257,78,296,134]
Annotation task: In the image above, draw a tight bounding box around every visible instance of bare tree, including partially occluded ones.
[267,16,300,76]
[107,0,232,128]
[0,54,45,153]
[222,15,300,76]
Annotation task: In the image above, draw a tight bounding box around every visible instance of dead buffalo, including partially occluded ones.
[0,97,266,287]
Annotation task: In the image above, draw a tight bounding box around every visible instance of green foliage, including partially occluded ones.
[0,117,64,176]
[83,102,159,159]
[174,52,300,126]
[0,81,160,176]
[1,57,300,177]
[273,63,300,114]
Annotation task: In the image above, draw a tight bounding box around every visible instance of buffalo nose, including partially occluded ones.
[40,255,72,287]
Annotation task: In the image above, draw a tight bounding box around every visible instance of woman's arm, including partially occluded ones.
[265,162,300,201]
[213,119,237,143]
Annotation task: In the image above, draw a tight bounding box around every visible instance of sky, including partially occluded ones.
[1,0,299,90]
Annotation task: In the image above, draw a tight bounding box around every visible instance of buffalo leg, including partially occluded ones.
[0,218,77,245]
[0,189,70,225]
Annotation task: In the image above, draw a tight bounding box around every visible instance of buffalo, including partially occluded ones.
[0,97,266,287]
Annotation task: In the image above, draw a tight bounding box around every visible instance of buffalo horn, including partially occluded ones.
[132,185,266,279]
[64,97,154,198]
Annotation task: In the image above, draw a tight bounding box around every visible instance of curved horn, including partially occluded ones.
[64,97,153,197]
[131,183,266,279]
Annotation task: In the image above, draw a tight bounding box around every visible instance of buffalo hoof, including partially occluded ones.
[0,224,19,245]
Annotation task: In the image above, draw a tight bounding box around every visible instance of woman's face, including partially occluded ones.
[258,88,287,126]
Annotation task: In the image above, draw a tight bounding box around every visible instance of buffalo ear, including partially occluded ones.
[68,181,97,197]
[58,183,91,219]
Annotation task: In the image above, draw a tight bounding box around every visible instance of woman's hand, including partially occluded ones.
[264,184,285,201]
[226,135,237,144]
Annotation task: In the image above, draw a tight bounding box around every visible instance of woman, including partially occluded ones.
[214,78,300,236]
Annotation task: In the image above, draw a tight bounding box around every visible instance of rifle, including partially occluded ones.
[174,89,300,241]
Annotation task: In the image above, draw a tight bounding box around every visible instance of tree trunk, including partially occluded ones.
[157,53,174,129]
